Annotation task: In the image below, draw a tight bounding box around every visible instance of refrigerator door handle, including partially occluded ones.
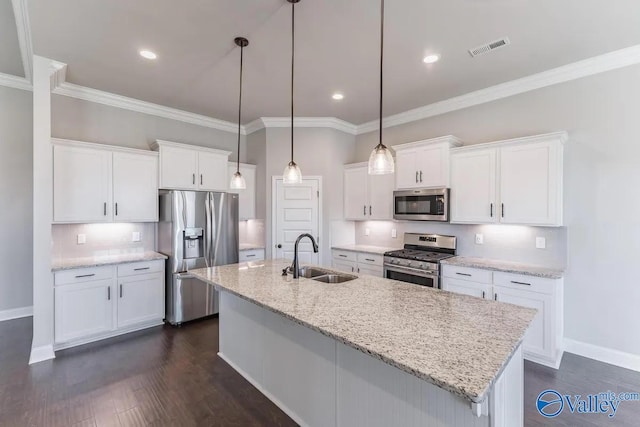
[204,193,212,268]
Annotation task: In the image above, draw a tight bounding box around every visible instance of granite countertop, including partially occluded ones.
[52,251,167,271]
[239,244,265,251]
[441,256,564,279]
[331,244,401,255]
[190,259,536,404]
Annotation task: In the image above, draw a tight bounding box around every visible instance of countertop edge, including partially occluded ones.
[441,257,564,279]
[331,245,400,256]
[51,252,168,272]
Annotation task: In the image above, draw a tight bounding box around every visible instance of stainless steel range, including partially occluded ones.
[383,233,457,289]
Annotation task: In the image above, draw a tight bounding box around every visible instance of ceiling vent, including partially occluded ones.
[468,37,511,58]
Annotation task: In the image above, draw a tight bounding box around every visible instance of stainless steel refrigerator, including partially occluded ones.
[158,191,239,325]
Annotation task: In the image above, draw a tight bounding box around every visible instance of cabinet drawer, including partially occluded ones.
[55,266,114,286]
[442,265,492,284]
[493,272,556,294]
[357,253,383,266]
[332,250,357,262]
[117,260,165,277]
[240,249,265,262]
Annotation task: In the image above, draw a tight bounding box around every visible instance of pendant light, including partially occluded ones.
[230,37,249,190]
[283,0,303,184]
[368,0,395,175]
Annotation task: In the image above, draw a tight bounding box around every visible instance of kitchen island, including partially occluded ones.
[191,259,536,427]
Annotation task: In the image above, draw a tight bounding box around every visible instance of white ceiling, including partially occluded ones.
[22,0,640,124]
[0,0,24,77]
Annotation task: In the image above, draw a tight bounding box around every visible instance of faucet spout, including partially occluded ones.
[290,233,319,279]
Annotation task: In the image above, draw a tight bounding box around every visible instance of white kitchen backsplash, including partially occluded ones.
[52,223,156,260]
[354,221,566,269]
[239,219,265,248]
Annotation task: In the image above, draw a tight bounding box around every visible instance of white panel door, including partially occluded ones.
[344,167,368,220]
[442,278,491,299]
[228,163,256,220]
[395,148,420,189]
[368,173,394,220]
[112,152,158,222]
[117,274,165,329]
[53,144,112,223]
[450,148,498,224]
[55,280,114,343]
[274,179,320,264]
[417,144,448,187]
[198,151,229,191]
[159,145,198,190]
[499,141,560,225]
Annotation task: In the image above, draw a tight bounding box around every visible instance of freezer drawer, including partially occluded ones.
[166,273,218,325]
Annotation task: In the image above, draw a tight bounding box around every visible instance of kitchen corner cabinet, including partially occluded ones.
[53,139,159,223]
[394,136,462,190]
[450,132,566,226]
[343,163,394,221]
[151,140,231,192]
[227,162,257,220]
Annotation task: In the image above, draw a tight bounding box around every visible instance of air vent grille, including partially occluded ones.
[469,37,511,57]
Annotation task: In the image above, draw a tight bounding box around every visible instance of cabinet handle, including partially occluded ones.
[363,205,367,215]
[494,293,498,301]
[339,254,347,258]
[200,174,203,185]
[351,266,354,272]
[420,171,423,183]
[246,254,256,258]
[482,291,486,299]
[490,203,493,218]
[511,280,531,286]
[369,206,372,216]
[501,203,505,218]
[115,203,118,216]
[104,202,107,216]
[456,272,472,277]
[415,171,419,183]
[75,274,95,278]
[365,258,375,262]
[357,268,360,273]
[193,174,196,185]
[120,284,123,298]
[107,287,111,300]
[134,267,150,271]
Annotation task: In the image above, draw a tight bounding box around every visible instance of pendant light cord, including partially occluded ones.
[237,43,244,173]
[290,1,295,163]
[378,0,384,149]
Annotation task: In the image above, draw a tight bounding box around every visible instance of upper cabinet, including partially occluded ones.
[53,139,159,223]
[151,140,231,192]
[344,163,394,221]
[227,162,257,220]
[394,136,463,189]
[450,132,566,227]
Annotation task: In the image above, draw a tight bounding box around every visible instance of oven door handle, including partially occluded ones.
[384,264,438,278]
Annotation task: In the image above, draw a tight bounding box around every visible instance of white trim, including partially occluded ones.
[393,135,463,151]
[151,139,231,156]
[0,305,33,322]
[0,72,32,91]
[451,131,569,153]
[10,0,33,82]
[356,44,640,135]
[53,320,164,351]
[29,344,55,365]
[246,117,358,135]
[51,137,159,156]
[564,338,640,373]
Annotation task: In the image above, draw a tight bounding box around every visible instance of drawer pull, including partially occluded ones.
[365,258,375,262]
[120,284,123,298]
[339,254,347,258]
[456,272,472,277]
[511,280,531,286]
[107,287,111,300]
[75,274,95,278]
[134,267,150,271]
[246,254,256,258]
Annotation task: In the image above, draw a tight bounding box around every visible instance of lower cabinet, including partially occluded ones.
[442,265,563,369]
[331,250,384,277]
[239,248,265,262]
[54,260,165,349]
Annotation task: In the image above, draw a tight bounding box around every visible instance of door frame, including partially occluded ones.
[271,176,323,266]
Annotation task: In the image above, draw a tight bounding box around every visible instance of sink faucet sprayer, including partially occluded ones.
[282,233,319,278]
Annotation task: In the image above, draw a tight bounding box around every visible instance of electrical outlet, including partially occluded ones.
[391,228,397,238]
[77,234,86,245]
[132,232,141,242]
[365,228,370,236]
[475,234,484,245]
[536,237,546,249]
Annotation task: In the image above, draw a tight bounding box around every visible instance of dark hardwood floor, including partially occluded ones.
[1,317,638,426]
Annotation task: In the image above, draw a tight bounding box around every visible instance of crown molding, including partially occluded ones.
[11,0,33,82]
[356,44,640,135]
[245,117,358,135]
[0,72,32,91]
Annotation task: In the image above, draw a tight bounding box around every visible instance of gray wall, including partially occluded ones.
[0,86,33,311]
[355,64,640,356]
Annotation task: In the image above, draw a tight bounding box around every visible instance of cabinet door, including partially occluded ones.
[417,144,448,188]
[159,145,198,190]
[357,264,383,277]
[499,141,561,225]
[198,152,229,191]
[493,286,553,360]
[368,173,394,220]
[112,153,158,222]
[344,167,368,220]
[55,280,114,343]
[229,164,256,220]
[332,259,357,274]
[395,148,420,189]
[117,273,164,329]
[442,278,491,299]
[450,149,498,224]
[53,145,112,223]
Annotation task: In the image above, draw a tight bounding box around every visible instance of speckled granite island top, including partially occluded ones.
[331,244,400,255]
[51,251,167,271]
[190,259,536,403]
[441,256,564,279]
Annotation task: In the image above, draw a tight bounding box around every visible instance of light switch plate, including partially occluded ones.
[132,232,141,242]
[77,234,86,245]
[475,234,484,245]
[536,237,546,249]
[365,228,370,236]
[391,228,397,238]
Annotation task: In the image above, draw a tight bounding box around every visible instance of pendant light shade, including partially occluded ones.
[368,0,395,175]
[283,0,303,185]
[230,37,249,190]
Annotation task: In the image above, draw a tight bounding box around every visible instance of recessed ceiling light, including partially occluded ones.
[332,92,344,101]
[139,50,157,60]
[423,54,440,64]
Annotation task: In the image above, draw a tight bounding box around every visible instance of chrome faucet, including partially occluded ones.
[282,233,319,278]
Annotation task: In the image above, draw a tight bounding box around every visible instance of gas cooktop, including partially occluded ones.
[384,249,454,263]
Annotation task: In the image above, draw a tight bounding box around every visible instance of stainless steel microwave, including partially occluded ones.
[393,188,449,221]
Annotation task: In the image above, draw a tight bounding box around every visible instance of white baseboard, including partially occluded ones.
[564,338,640,372]
[29,344,55,365]
[0,305,33,322]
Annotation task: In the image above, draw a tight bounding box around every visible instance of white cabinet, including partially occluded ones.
[394,136,462,189]
[343,163,394,221]
[53,139,159,223]
[117,273,165,329]
[152,140,231,192]
[331,250,384,277]
[450,132,566,226]
[443,278,491,299]
[239,248,265,262]
[228,162,257,220]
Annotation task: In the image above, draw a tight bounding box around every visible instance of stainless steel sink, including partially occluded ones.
[293,266,357,283]
[297,266,330,278]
